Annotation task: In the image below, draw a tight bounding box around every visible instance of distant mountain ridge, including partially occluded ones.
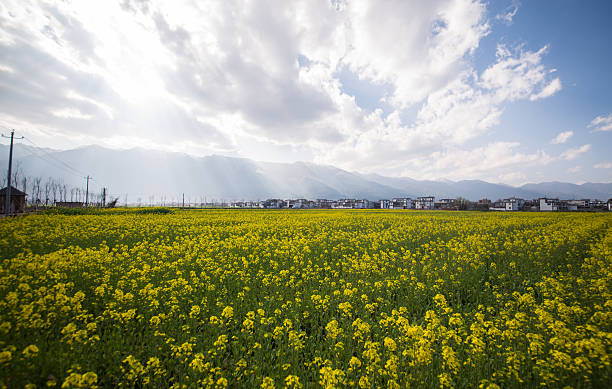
[1,144,611,201]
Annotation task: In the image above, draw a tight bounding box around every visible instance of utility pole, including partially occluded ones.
[2,129,23,216]
[102,187,106,208]
[182,193,185,208]
[85,175,90,206]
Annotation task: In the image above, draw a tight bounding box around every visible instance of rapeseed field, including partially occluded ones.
[0,210,610,388]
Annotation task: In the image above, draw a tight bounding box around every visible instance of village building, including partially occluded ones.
[414,196,435,210]
[589,200,607,210]
[476,198,492,210]
[503,197,523,211]
[354,199,373,209]
[435,198,456,210]
[288,199,315,209]
[539,198,559,211]
[332,199,356,209]
[314,199,334,209]
[260,199,286,208]
[391,198,412,209]
[0,186,27,214]
[566,199,589,209]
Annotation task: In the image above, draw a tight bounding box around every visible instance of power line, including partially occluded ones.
[0,129,106,206]
[0,128,88,179]
[22,137,87,177]
[16,143,85,181]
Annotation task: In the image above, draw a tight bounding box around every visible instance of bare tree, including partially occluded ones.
[33,177,42,207]
[21,176,27,204]
[44,178,52,206]
[52,180,59,204]
[10,162,22,190]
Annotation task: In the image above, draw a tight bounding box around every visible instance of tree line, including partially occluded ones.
[1,164,113,207]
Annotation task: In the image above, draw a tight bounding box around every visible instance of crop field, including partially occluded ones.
[0,209,611,388]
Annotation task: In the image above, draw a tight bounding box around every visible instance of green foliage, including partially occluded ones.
[39,207,174,216]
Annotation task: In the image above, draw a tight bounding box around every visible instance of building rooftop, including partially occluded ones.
[0,186,26,196]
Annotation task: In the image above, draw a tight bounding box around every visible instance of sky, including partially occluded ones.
[0,0,611,186]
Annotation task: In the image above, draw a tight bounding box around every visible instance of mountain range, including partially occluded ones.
[1,144,611,202]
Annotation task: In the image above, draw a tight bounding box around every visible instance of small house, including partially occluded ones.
[0,186,26,214]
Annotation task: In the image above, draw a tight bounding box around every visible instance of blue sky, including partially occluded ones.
[470,0,612,183]
[0,0,610,185]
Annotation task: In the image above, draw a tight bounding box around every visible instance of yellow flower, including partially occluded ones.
[325,320,343,341]
[0,350,12,364]
[189,305,201,318]
[222,306,234,320]
[215,377,228,388]
[261,376,275,389]
[358,376,371,388]
[384,337,397,352]
[22,344,39,358]
[285,375,302,389]
[0,322,11,334]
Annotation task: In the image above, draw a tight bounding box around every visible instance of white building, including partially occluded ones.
[539,198,559,211]
[354,199,373,209]
[379,199,391,209]
[415,196,435,210]
[502,197,523,211]
[332,199,355,209]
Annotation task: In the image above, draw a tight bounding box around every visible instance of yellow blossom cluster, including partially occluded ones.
[0,209,610,387]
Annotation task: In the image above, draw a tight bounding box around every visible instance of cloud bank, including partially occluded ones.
[0,0,568,183]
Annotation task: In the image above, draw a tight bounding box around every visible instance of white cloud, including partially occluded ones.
[560,144,591,160]
[568,166,581,173]
[0,64,15,73]
[52,108,93,120]
[495,1,520,25]
[407,142,552,180]
[497,172,526,186]
[594,162,612,169]
[0,0,564,184]
[551,130,573,144]
[529,77,561,100]
[588,113,612,132]
[343,0,489,108]
[317,44,561,175]
[479,45,562,103]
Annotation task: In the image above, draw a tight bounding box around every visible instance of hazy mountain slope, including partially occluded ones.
[520,182,612,200]
[1,144,610,201]
[362,174,542,200]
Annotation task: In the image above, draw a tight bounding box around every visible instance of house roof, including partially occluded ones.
[0,186,26,196]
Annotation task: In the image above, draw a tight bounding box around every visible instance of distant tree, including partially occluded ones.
[44,178,52,206]
[21,176,27,203]
[11,162,22,189]
[107,197,119,208]
[33,177,42,206]
[453,197,472,210]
